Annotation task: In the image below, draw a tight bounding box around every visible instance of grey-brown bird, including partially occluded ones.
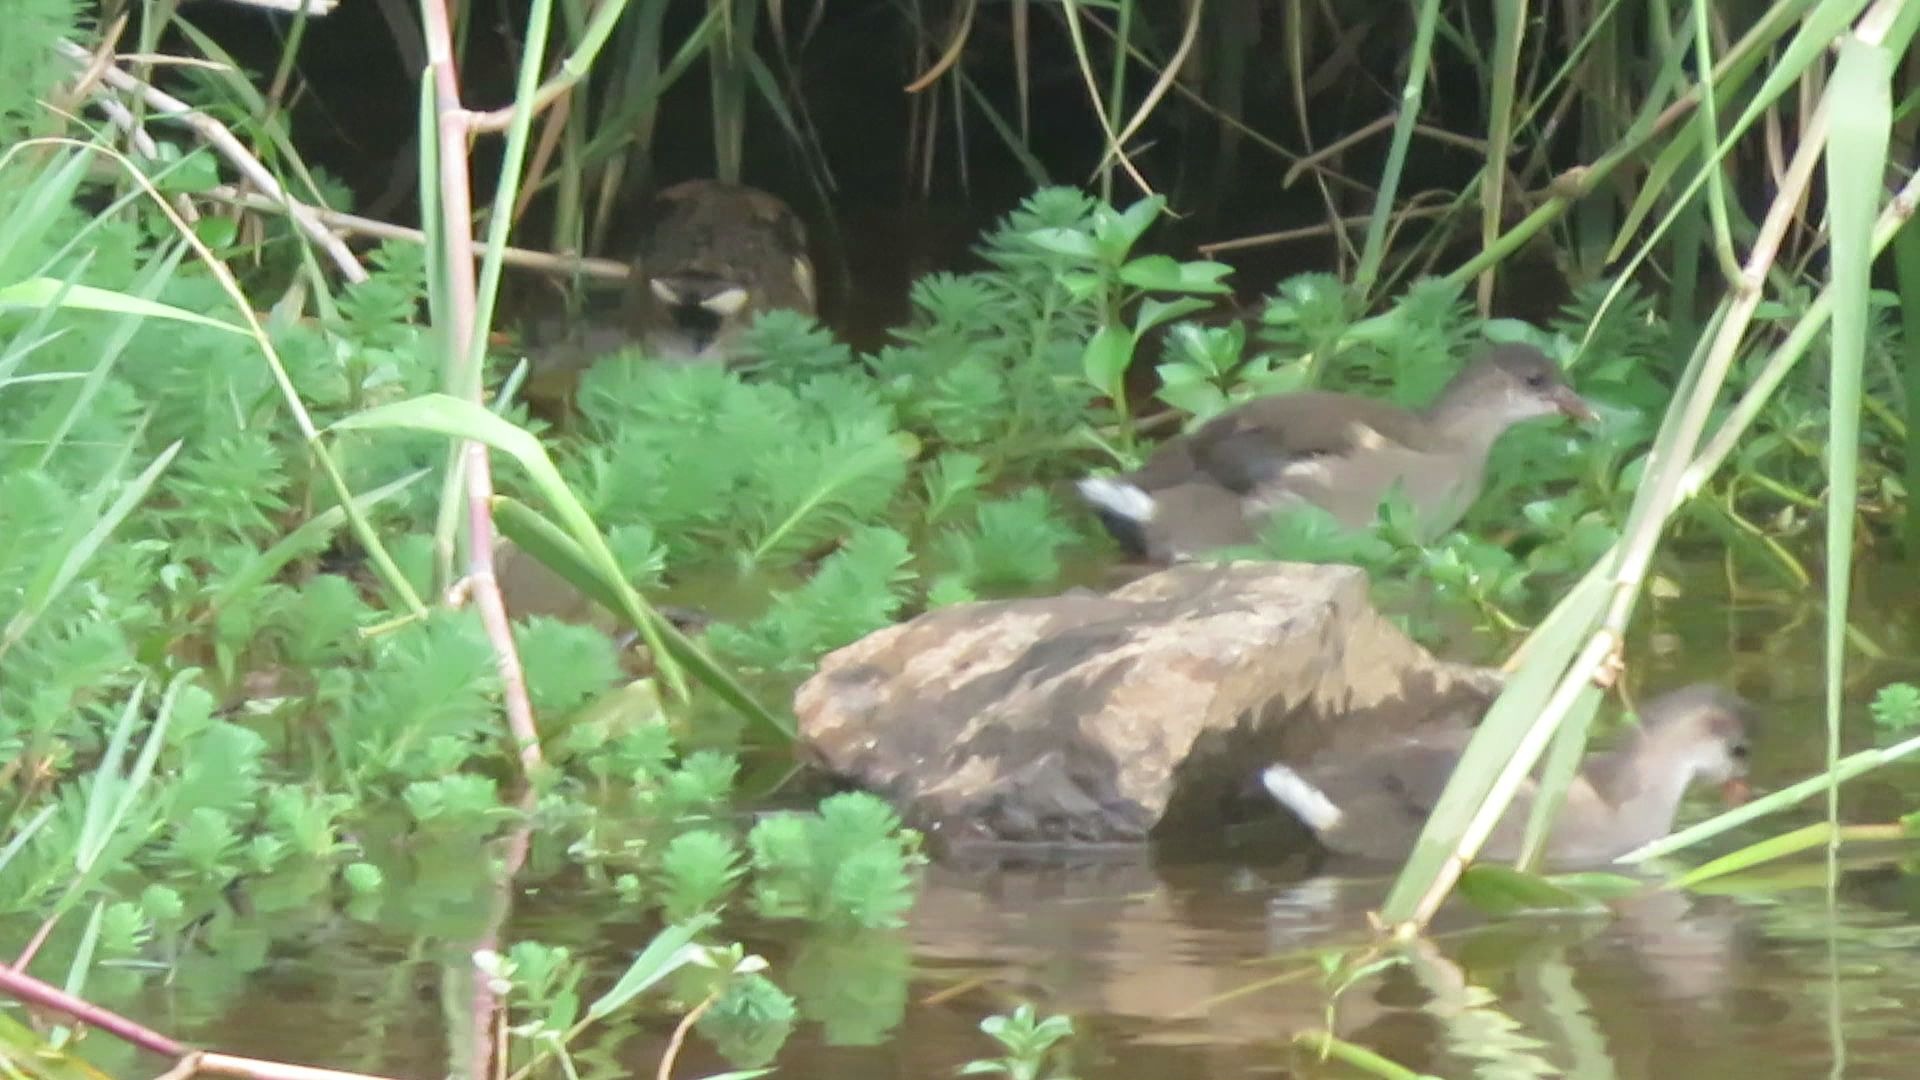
[1260,684,1755,868]
[623,179,816,364]
[1077,343,1595,561]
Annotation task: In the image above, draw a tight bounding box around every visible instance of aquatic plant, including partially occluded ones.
[959,1004,1079,1080]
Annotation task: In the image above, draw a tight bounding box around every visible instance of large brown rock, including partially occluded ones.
[793,561,1502,848]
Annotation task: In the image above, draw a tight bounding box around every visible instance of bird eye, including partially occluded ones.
[1730,742,1750,760]
[1524,371,1551,389]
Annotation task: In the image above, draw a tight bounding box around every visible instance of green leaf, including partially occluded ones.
[1541,871,1646,902]
[192,216,239,249]
[1024,228,1099,260]
[1132,296,1212,335]
[1080,325,1135,399]
[1098,195,1165,255]
[588,914,720,1019]
[206,468,427,622]
[1456,864,1609,917]
[0,279,246,334]
[154,150,222,194]
[1119,256,1232,295]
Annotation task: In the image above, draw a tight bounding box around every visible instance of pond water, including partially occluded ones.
[137,565,1920,1080]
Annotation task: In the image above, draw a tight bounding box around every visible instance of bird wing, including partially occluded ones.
[1311,737,1465,830]
[1372,740,1467,817]
[1188,392,1439,494]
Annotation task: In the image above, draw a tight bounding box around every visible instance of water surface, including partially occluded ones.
[149,564,1920,1079]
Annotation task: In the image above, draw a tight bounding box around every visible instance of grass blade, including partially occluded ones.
[0,278,246,334]
[492,496,792,741]
[1822,31,1892,847]
[587,914,717,1019]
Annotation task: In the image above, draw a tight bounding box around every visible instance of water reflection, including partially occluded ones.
[144,789,1920,1078]
[129,561,1920,1078]
[842,855,1920,1080]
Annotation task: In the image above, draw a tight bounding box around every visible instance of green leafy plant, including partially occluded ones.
[747,793,926,930]
[1871,682,1920,733]
[959,1004,1078,1080]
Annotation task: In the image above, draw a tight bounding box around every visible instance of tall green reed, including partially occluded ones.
[1378,0,1918,933]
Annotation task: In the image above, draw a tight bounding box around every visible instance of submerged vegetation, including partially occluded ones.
[3,0,1920,1078]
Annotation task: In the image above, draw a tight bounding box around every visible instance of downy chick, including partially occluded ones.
[623,179,816,364]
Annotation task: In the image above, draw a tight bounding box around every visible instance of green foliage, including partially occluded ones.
[4,41,1910,1069]
[959,1004,1079,1080]
[570,360,913,573]
[932,489,1080,600]
[871,188,1198,470]
[706,526,916,672]
[337,241,429,351]
[0,0,81,139]
[477,941,587,1069]
[1154,320,1303,421]
[697,972,798,1068]
[747,792,925,930]
[1871,683,1920,733]
[784,930,913,1046]
[658,828,746,920]
[517,616,623,716]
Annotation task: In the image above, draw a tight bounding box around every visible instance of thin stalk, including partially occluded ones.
[418,0,552,781]
[1097,0,1132,202]
[1688,0,1744,286]
[1597,93,1832,647]
[1477,0,1525,315]
[1092,0,1202,182]
[1291,1031,1427,1080]
[1895,219,1920,552]
[1057,0,1152,197]
[709,0,758,183]
[1352,0,1439,302]
[1511,689,1599,871]
[467,0,633,133]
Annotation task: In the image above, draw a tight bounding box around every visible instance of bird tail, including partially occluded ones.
[1076,476,1156,558]
[1260,765,1344,832]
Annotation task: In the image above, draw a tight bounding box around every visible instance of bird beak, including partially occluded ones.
[1552,387,1598,423]
[1719,777,1753,806]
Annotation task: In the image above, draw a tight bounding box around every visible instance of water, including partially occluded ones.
[155,845,1920,1079]
[114,566,1920,1079]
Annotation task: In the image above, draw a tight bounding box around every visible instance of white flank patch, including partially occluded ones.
[701,286,750,316]
[1076,476,1156,522]
[1276,457,1332,485]
[1347,421,1388,450]
[1260,765,1344,832]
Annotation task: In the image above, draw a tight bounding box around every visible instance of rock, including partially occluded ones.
[793,561,1502,848]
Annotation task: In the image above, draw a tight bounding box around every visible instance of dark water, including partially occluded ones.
[133,566,1920,1080]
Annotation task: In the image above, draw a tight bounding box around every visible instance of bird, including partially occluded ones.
[622,179,816,364]
[1076,343,1596,562]
[1259,684,1755,868]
